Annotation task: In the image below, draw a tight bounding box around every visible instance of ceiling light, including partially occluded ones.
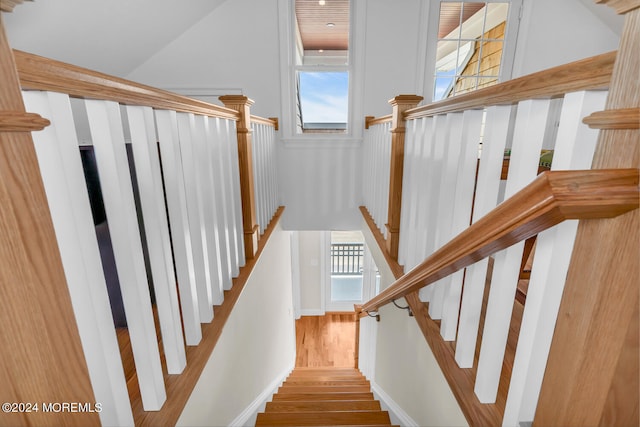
[326,22,335,27]
[318,0,325,5]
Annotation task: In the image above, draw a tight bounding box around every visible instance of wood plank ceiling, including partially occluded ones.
[295,1,486,50]
[295,0,349,51]
[438,2,486,38]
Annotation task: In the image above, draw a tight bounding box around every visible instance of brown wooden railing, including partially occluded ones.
[2,23,282,426]
[359,2,639,425]
[360,169,639,314]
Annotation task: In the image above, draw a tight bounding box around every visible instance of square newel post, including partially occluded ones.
[219,95,259,259]
[386,95,423,260]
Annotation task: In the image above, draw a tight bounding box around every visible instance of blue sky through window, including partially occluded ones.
[298,71,349,124]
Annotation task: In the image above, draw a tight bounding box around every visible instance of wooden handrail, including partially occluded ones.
[251,115,279,129]
[13,50,241,120]
[403,51,615,120]
[0,110,50,131]
[364,114,392,129]
[583,107,640,129]
[360,168,639,313]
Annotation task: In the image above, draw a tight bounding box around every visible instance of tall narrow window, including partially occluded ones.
[433,1,513,101]
[294,0,350,133]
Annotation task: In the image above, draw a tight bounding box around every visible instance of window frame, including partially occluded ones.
[424,0,522,103]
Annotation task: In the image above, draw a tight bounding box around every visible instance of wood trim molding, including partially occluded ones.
[404,51,615,120]
[219,95,259,259]
[13,50,240,120]
[0,110,50,131]
[534,7,640,426]
[364,114,392,129]
[132,207,285,426]
[583,107,640,129]
[251,114,279,129]
[385,95,423,260]
[595,0,640,13]
[361,169,639,313]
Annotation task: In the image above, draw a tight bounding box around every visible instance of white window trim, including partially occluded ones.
[277,0,365,144]
[421,0,523,102]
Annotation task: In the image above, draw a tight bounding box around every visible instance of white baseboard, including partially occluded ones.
[229,363,293,427]
[371,380,419,427]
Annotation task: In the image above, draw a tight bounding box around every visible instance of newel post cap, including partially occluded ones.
[388,94,424,107]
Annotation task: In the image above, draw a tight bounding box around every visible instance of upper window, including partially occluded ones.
[294,0,350,134]
[433,1,512,101]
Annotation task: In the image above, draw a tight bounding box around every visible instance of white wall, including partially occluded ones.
[511,0,621,77]
[176,224,296,427]
[297,231,324,315]
[126,0,282,119]
[360,219,468,427]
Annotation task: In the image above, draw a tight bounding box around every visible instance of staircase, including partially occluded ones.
[256,367,398,426]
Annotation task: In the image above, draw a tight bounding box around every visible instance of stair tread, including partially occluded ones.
[278,385,371,393]
[284,378,371,387]
[272,392,375,401]
[255,410,391,426]
[265,400,381,412]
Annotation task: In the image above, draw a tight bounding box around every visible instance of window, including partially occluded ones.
[297,71,349,132]
[432,1,520,101]
[294,0,350,134]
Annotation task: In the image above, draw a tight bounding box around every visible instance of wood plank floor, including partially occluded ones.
[295,313,357,368]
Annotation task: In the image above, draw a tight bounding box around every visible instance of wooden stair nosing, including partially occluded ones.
[255,410,391,426]
[271,392,375,401]
[277,385,371,393]
[283,379,371,387]
[265,399,381,412]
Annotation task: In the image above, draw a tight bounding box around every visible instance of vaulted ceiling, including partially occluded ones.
[3,0,228,76]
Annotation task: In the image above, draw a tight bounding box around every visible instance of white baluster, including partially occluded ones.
[126,105,186,373]
[176,112,214,322]
[207,116,232,291]
[154,109,202,345]
[419,114,446,302]
[440,108,483,340]
[429,112,464,319]
[503,90,607,426]
[456,105,514,368]
[84,99,166,410]
[228,119,246,267]
[24,91,134,426]
[194,114,224,306]
[475,99,554,403]
[397,119,415,267]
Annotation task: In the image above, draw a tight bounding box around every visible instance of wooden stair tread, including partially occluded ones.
[255,410,391,426]
[272,392,375,401]
[265,400,381,412]
[277,385,371,393]
[283,378,371,387]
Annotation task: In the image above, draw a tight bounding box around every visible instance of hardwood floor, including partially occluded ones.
[295,313,358,368]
